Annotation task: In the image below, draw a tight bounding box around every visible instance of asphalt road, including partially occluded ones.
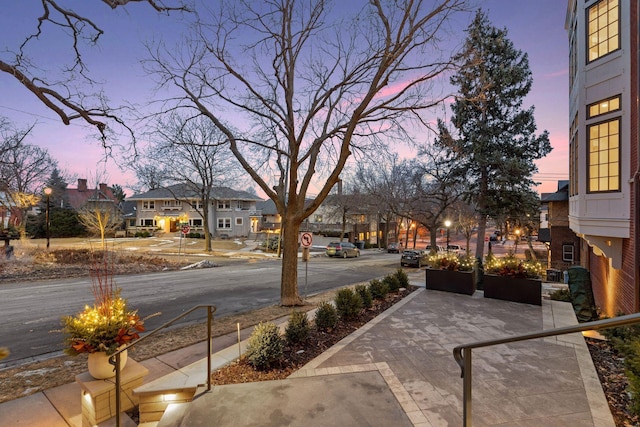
[0,250,404,368]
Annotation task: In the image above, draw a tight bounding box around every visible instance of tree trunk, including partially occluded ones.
[202,205,211,252]
[527,238,537,261]
[475,215,487,259]
[280,216,303,306]
[474,169,489,260]
[429,229,438,254]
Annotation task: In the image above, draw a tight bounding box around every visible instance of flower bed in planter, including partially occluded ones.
[425,268,476,295]
[482,274,542,305]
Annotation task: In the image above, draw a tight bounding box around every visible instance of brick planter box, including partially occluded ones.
[425,269,476,295]
[483,275,542,306]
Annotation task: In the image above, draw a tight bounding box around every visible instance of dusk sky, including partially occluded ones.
[0,1,569,197]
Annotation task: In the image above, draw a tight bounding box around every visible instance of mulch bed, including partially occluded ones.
[586,338,639,426]
[211,287,416,385]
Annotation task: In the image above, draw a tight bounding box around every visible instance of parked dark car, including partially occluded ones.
[400,250,428,268]
[387,242,403,253]
[326,242,360,258]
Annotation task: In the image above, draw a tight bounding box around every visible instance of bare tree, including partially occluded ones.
[150,0,468,305]
[0,119,34,166]
[78,203,122,248]
[147,114,242,251]
[404,144,463,254]
[1,1,189,141]
[355,156,408,248]
[0,139,57,237]
[131,163,168,193]
[451,199,477,256]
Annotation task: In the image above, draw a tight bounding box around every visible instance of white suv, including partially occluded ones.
[446,245,465,256]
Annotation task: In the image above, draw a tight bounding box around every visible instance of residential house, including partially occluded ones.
[125,184,262,238]
[0,192,14,229]
[566,0,639,315]
[254,196,396,247]
[65,179,119,211]
[539,181,581,271]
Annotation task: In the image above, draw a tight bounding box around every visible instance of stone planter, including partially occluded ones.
[425,269,476,295]
[483,275,542,305]
[88,349,128,379]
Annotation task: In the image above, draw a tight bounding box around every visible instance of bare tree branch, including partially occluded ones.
[2,0,189,142]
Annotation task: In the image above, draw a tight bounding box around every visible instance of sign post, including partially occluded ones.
[300,232,313,299]
[179,225,191,256]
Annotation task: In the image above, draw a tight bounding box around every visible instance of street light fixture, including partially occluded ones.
[444,220,451,250]
[44,188,52,249]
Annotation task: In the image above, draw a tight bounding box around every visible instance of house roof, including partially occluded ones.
[121,200,137,218]
[256,198,316,215]
[256,199,277,215]
[65,182,118,210]
[126,183,262,202]
[540,180,569,202]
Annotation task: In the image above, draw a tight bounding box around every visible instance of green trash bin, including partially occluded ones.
[567,266,598,322]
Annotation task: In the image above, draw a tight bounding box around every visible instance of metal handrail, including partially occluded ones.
[453,311,640,427]
[109,304,216,427]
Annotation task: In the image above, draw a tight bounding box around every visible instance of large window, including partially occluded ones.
[587,0,619,63]
[587,95,620,119]
[142,201,155,210]
[588,118,620,192]
[217,201,231,210]
[217,218,231,229]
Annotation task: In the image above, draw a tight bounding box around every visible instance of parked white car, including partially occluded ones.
[425,245,445,253]
[446,244,465,256]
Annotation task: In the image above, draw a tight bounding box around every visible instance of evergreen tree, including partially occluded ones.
[110,184,126,203]
[44,168,69,209]
[441,10,551,260]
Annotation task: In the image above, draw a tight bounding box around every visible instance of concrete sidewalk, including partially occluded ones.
[0,280,614,426]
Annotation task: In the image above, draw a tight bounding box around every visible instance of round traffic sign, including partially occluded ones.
[300,232,313,248]
[182,225,191,234]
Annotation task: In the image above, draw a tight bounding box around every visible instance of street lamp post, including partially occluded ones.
[444,220,451,251]
[44,188,52,249]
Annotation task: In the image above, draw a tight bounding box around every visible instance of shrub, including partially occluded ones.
[484,254,543,279]
[369,279,389,300]
[355,284,372,309]
[335,288,363,321]
[549,288,571,302]
[382,274,401,293]
[427,253,475,271]
[245,322,283,370]
[285,310,310,345]
[601,314,640,416]
[393,269,410,288]
[314,301,338,331]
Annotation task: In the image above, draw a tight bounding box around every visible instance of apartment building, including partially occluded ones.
[566,0,639,315]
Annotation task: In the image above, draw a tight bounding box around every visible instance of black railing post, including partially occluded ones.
[462,348,472,427]
[207,306,213,391]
